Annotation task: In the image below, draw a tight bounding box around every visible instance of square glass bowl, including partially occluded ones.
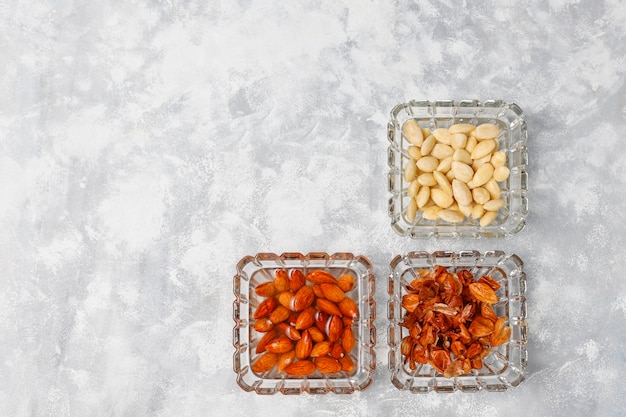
[387,250,528,393]
[387,100,528,238]
[233,252,376,394]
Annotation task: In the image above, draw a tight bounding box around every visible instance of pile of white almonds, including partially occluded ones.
[402,119,510,226]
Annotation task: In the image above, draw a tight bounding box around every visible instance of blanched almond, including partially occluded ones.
[480,210,498,227]
[416,156,438,172]
[471,203,484,219]
[474,123,500,140]
[431,188,454,209]
[433,171,453,196]
[470,139,497,160]
[406,197,417,221]
[493,165,510,182]
[449,123,475,134]
[437,156,453,173]
[421,135,436,156]
[404,159,417,181]
[431,143,454,160]
[452,148,472,164]
[451,161,474,183]
[415,185,430,208]
[408,145,422,160]
[402,119,424,146]
[408,179,420,197]
[438,209,464,223]
[450,133,468,150]
[422,205,442,220]
[484,178,501,199]
[472,163,494,187]
[472,187,491,204]
[491,150,506,167]
[433,128,453,145]
[483,199,505,211]
[417,173,437,187]
[452,179,472,206]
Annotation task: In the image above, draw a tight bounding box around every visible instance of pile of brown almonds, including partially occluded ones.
[400,265,511,378]
[251,269,359,376]
[401,120,510,226]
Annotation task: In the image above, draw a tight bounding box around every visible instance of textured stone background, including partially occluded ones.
[1,0,625,416]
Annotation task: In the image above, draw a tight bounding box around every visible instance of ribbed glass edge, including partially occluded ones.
[387,251,527,393]
[233,252,377,394]
[387,100,528,239]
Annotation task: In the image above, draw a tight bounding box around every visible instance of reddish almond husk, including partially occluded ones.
[285,360,316,376]
[468,282,499,305]
[252,352,278,373]
[320,283,346,303]
[315,356,342,374]
[289,269,306,292]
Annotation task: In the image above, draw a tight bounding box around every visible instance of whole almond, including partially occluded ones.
[308,326,325,342]
[295,329,313,359]
[310,341,332,358]
[255,329,278,354]
[253,297,278,320]
[295,307,316,330]
[339,355,355,373]
[341,326,356,354]
[338,297,359,318]
[289,269,306,292]
[285,360,316,376]
[337,274,356,292]
[251,352,278,373]
[265,336,294,354]
[254,282,276,297]
[277,350,296,373]
[253,318,273,333]
[277,322,301,341]
[314,311,329,332]
[293,286,315,312]
[326,315,343,342]
[269,305,291,324]
[277,291,294,310]
[312,284,324,298]
[306,270,338,285]
[330,342,345,359]
[315,356,342,374]
[274,270,290,292]
[320,283,346,303]
[316,298,343,317]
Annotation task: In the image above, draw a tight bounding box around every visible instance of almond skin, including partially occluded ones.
[265,336,294,354]
[320,283,346,303]
[293,286,315,312]
[306,270,338,285]
[251,352,278,373]
[315,356,342,374]
[468,282,498,305]
[289,269,306,292]
[295,329,313,359]
[285,360,316,376]
[253,297,278,319]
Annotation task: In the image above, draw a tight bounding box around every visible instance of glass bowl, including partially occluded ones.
[233,252,376,394]
[387,250,528,393]
[387,100,528,238]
